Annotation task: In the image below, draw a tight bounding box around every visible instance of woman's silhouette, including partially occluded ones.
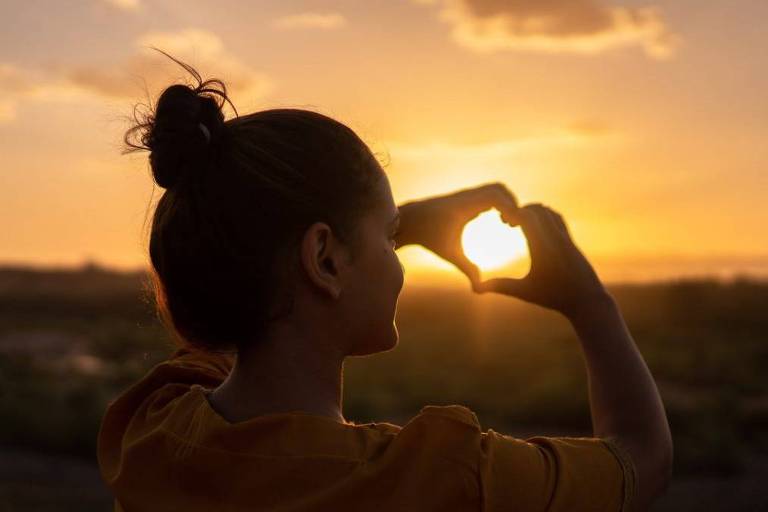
[97,51,672,511]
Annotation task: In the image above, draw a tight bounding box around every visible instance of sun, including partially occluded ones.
[461,209,527,271]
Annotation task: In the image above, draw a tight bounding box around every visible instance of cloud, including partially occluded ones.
[567,118,612,136]
[67,29,275,105]
[385,133,595,161]
[0,29,274,124]
[272,12,347,30]
[0,63,35,94]
[415,0,680,59]
[135,29,225,61]
[102,0,141,11]
[0,63,36,120]
[380,129,618,174]
[0,64,89,122]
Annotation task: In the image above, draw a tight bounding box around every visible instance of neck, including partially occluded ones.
[207,321,347,424]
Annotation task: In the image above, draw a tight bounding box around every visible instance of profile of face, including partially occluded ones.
[341,174,405,356]
[299,172,405,358]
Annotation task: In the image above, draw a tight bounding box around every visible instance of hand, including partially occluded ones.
[476,203,613,320]
[396,183,520,290]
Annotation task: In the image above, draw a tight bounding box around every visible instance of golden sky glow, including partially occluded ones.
[1,1,766,284]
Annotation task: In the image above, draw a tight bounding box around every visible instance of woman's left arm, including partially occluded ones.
[395,183,520,290]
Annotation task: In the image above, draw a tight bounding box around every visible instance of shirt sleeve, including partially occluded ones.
[479,430,638,512]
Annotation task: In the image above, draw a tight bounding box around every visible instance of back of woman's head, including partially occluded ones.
[126,51,385,354]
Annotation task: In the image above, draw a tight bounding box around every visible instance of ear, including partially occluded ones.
[300,222,347,300]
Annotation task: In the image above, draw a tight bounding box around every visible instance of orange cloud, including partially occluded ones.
[67,29,274,107]
[0,30,273,124]
[567,118,612,136]
[271,12,347,30]
[416,0,680,59]
[102,0,141,11]
[0,64,89,122]
[0,64,26,121]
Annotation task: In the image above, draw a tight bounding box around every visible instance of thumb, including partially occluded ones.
[451,254,481,291]
[476,277,527,298]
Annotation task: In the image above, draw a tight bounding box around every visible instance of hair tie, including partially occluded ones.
[198,122,211,144]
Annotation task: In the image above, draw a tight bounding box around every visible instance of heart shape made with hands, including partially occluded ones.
[461,208,530,278]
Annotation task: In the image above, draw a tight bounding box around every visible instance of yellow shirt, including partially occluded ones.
[97,346,637,511]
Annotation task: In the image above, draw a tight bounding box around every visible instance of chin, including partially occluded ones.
[381,322,399,351]
[383,324,399,351]
[348,324,399,356]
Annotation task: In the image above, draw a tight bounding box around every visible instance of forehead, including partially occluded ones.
[373,173,398,217]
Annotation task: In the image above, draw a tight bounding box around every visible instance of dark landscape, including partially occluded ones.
[1,263,766,511]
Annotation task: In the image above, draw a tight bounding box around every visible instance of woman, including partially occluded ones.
[97,52,673,512]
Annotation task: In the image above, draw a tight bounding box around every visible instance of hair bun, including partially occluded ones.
[148,84,226,189]
[122,50,236,190]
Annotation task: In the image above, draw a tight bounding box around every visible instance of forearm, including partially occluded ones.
[569,295,673,506]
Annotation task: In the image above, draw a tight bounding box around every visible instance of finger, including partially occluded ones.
[451,253,481,290]
[486,183,520,226]
[539,205,575,248]
[456,182,520,225]
[536,204,567,244]
[525,204,561,252]
[518,204,552,256]
[550,209,572,240]
[475,277,528,299]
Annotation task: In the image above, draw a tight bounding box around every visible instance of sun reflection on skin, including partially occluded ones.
[461,209,527,271]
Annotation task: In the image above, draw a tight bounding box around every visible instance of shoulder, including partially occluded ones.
[102,347,233,424]
[163,346,235,379]
[379,404,483,469]
[409,404,482,430]
[98,348,234,469]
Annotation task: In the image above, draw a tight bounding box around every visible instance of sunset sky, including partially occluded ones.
[1,0,766,284]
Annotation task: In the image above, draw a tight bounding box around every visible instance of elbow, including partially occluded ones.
[656,438,674,495]
[626,434,674,511]
[643,437,675,507]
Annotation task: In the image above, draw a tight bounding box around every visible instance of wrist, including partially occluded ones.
[565,291,619,327]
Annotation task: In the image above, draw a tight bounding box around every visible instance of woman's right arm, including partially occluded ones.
[477,202,673,512]
[568,293,673,511]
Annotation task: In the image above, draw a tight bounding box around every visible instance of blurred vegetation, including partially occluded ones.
[0,263,766,505]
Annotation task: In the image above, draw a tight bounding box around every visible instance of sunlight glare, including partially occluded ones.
[461,209,527,270]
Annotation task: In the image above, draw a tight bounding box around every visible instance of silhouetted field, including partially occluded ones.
[0,263,766,511]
